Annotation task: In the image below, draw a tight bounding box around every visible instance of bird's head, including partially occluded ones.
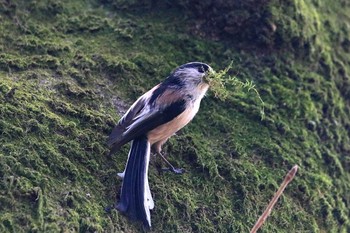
[170,62,213,92]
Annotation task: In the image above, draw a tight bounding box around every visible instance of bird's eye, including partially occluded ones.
[198,66,206,73]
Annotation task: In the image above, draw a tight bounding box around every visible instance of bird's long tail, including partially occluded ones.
[116,135,154,228]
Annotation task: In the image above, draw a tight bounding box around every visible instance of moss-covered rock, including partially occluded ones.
[0,0,349,232]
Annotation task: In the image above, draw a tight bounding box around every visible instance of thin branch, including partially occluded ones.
[250,165,299,233]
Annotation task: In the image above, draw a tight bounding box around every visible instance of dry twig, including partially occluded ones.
[250,165,299,233]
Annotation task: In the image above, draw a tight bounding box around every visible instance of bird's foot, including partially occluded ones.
[104,204,115,213]
[162,167,185,174]
[156,152,185,174]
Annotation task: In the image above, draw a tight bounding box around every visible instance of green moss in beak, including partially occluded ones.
[205,62,265,120]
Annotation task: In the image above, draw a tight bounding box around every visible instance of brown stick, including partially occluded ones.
[250,165,298,233]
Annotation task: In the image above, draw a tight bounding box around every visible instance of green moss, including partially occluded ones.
[0,214,14,233]
[0,0,349,232]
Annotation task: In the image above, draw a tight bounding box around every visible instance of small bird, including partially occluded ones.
[108,62,213,228]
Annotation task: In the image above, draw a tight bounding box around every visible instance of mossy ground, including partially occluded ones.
[0,0,349,232]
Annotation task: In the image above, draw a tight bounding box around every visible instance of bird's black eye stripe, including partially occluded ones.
[198,66,205,73]
[178,62,210,73]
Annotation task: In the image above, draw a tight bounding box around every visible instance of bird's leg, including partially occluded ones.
[156,152,185,174]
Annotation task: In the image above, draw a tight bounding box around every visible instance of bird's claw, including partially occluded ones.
[162,167,185,174]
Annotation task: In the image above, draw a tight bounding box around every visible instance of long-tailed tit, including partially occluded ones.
[108,62,213,228]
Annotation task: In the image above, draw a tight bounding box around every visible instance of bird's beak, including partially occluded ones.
[202,68,215,84]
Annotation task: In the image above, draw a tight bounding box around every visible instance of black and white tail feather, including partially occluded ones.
[116,136,154,228]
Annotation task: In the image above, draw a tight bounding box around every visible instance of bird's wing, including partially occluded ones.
[107,94,149,148]
[108,98,186,155]
[108,84,162,147]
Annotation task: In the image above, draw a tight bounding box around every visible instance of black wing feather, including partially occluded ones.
[109,99,186,155]
[107,97,147,147]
